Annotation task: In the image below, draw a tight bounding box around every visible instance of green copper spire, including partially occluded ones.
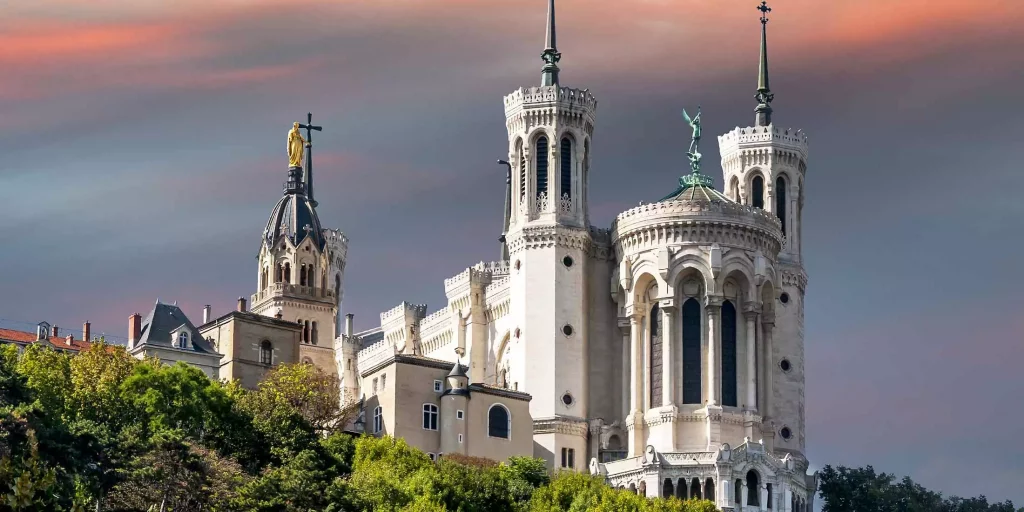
[541,0,561,87]
[755,0,774,126]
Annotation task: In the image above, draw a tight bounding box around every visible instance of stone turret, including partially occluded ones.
[440,360,470,456]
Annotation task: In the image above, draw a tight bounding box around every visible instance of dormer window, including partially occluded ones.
[174,331,189,349]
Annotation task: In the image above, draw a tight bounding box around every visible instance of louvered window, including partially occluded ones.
[649,304,662,408]
[682,298,702,404]
[560,137,572,198]
[776,176,787,236]
[517,140,526,200]
[535,136,548,196]
[752,176,765,209]
[721,300,738,407]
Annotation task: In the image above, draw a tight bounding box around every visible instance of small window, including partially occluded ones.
[433,380,443,392]
[780,292,790,304]
[380,374,386,389]
[457,433,463,443]
[780,427,792,440]
[422,404,438,431]
[780,359,792,372]
[562,255,574,268]
[372,377,378,395]
[457,410,464,420]
[488,404,510,439]
[562,324,573,337]
[561,447,575,468]
[373,406,382,434]
[260,340,273,365]
[561,393,574,406]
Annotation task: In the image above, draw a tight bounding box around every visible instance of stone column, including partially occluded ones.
[745,311,758,411]
[629,314,643,413]
[660,300,676,407]
[762,316,775,418]
[706,302,721,406]
[619,321,630,420]
[738,479,747,510]
[761,483,769,509]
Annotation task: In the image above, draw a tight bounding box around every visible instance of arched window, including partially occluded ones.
[300,264,307,286]
[649,303,662,408]
[487,404,510,439]
[676,479,686,499]
[730,177,740,201]
[776,176,787,236]
[276,263,283,283]
[304,321,311,343]
[284,263,291,283]
[535,136,549,197]
[422,404,438,430]
[560,136,572,199]
[682,298,702,404]
[662,479,674,499]
[721,300,738,407]
[690,478,701,499]
[705,478,716,502]
[311,321,318,345]
[517,138,526,200]
[746,470,760,506]
[752,176,765,209]
[175,331,188,348]
[260,340,273,365]
[373,406,382,434]
[335,275,342,306]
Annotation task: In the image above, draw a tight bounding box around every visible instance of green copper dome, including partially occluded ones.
[659,171,733,203]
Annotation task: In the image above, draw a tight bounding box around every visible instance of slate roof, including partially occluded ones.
[136,302,217,353]
[0,328,92,352]
[263,193,326,251]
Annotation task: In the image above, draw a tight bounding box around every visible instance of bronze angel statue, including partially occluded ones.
[682,107,702,172]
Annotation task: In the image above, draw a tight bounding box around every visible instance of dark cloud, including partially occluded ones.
[1,1,1023,506]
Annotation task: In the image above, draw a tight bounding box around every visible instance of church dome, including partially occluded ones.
[263,191,325,250]
[658,171,734,203]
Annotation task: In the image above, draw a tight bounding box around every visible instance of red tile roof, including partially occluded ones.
[0,328,93,352]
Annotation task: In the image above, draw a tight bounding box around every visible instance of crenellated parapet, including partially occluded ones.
[504,86,598,137]
[718,125,808,158]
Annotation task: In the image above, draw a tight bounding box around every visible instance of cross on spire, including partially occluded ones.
[755,0,775,126]
[298,112,323,206]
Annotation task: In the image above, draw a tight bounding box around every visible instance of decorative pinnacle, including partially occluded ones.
[755,0,774,126]
[541,0,561,87]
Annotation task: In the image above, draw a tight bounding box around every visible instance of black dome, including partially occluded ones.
[264,193,325,250]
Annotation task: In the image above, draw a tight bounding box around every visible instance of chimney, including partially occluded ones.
[65,334,74,346]
[203,305,211,324]
[51,325,59,338]
[128,313,141,346]
[237,297,247,313]
[345,313,354,337]
[83,321,91,343]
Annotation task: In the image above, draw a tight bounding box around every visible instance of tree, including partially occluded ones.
[818,465,1023,512]
[245,363,353,435]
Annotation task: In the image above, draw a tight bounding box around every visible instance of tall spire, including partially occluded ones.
[755,0,774,126]
[540,0,561,87]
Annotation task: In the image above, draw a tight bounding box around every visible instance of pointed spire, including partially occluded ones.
[540,0,561,87]
[755,0,775,126]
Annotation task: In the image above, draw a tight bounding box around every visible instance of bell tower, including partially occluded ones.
[252,115,348,376]
[718,1,809,459]
[504,0,597,470]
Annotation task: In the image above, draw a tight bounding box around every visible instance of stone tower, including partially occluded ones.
[251,140,348,376]
[440,361,470,456]
[718,1,810,459]
[503,0,598,469]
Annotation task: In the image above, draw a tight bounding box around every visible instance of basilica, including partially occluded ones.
[243,1,815,510]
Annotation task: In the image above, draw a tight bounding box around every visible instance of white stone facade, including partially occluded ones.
[333,2,815,508]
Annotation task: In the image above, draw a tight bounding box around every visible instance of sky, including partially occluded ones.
[1,0,1023,505]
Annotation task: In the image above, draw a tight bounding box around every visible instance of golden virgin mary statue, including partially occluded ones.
[287,122,307,168]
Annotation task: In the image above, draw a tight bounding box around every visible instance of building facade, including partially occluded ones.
[337,1,816,510]
[128,301,222,378]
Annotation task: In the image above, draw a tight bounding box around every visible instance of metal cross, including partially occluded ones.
[758,0,771,24]
[299,112,322,145]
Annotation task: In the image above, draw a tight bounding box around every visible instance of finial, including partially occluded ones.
[540,0,561,87]
[755,0,774,126]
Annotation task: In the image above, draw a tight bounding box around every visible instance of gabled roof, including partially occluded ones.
[136,302,217,354]
[0,328,92,352]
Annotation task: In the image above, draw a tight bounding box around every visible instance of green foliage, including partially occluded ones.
[819,465,1024,512]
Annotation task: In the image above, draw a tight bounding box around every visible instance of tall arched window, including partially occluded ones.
[776,176,787,236]
[276,263,283,283]
[335,275,342,306]
[649,303,662,408]
[300,264,307,286]
[487,404,510,439]
[662,479,674,499]
[735,479,743,506]
[752,175,765,209]
[682,298,702,404]
[304,321,311,343]
[311,321,318,345]
[260,340,273,365]
[422,404,438,430]
[705,478,716,502]
[689,478,701,499]
[284,263,291,283]
[560,136,573,199]
[517,139,526,200]
[535,136,549,198]
[721,300,738,407]
[746,470,760,506]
